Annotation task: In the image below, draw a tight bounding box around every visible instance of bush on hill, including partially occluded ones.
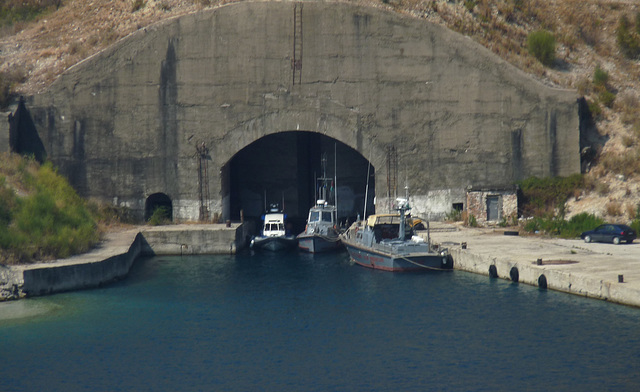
[524,212,604,239]
[527,30,556,67]
[518,174,583,218]
[0,154,100,264]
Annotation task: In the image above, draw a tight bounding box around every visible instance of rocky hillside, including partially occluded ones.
[2,0,640,222]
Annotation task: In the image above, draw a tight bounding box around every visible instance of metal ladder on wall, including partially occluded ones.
[386,145,398,212]
[292,3,303,85]
[196,142,210,221]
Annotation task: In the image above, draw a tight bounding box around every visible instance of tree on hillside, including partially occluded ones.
[527,30,556,67]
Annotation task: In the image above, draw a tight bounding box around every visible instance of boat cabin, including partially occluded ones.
[308,200,336,225]
[366,214,413,242]
[262,213,287,237]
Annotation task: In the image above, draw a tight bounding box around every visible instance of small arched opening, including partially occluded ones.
[145,193,173,222]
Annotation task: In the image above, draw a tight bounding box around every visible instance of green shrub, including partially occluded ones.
[518,174,583,218]
[527,30,556,66]
[148,206,170,226]
[467,214,478,227]
[131,0,146,13]
[616,15,640,59]
[445,208,463,222]
[523,213,603,239]
[588,99,602,118]
[563,213,605,238]
[0,0,61,33]
[0,157,99,264]
[593,65,609,90]
[464,0,477,13]
[599,90,616,108]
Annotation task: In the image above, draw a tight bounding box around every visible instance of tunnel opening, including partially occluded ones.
[222,131,375,235]
[145,193,173,222]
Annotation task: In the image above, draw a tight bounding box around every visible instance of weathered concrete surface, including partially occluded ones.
[4,222,640,308]
[0,223,242,300]
[26,1,579,221]
[427,223,640,308]
[140,224,242,255]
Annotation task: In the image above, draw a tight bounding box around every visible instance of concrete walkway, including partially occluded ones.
[4,222,640,307]
[1,224,242,300]
[426,222,640,307]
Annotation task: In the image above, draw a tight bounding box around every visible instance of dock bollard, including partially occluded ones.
[619,274,624,283]
[226,220,231,228]
[461,242,467,249]
[536,258,543,265]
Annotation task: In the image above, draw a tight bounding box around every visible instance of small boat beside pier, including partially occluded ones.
[250,204,298,251]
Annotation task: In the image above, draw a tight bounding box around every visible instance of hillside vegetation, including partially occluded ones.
[1,0,640,229]
[0,152,99,264]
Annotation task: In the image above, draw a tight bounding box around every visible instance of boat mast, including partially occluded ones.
[334,143,338,222]
[363,144,372,220]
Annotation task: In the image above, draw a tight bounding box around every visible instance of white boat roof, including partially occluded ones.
[264,213,285,222]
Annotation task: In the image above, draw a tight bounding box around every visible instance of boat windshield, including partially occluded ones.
[265,223,284,231]
[309,211,320,222]
[322,211,333,223]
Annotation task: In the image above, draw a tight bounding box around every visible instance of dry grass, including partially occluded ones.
[606,201,623,217]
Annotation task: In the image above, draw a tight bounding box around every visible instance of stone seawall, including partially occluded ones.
[450,246,640,308]
[428,225,640,308]
[0,224,242,301]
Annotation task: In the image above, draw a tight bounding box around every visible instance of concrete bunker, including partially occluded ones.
[20,2,580,223]
[145,193,173,222]
[221,131,375,234]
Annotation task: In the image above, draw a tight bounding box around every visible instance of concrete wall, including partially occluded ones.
[449,247,640,308]
[2,224,242,300]
[140,226,242,255]
[1,107,13,153]
[26,1,579,221]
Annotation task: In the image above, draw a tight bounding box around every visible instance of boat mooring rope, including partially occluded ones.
[398,255,453,271]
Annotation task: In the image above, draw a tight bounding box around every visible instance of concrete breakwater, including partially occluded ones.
[3,222,640,308]
[0,224,243,301]
[427,223,640,308]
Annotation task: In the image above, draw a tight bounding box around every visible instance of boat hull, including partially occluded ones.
[250,236,298,251]
[298,234,342,253]
[343,242,451,272]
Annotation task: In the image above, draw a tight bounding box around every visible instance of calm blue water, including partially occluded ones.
[1,250,640,391]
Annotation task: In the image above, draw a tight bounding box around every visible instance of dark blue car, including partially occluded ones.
[580,224,637,245]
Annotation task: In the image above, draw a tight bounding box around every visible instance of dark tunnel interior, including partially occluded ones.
[224,131,375,235]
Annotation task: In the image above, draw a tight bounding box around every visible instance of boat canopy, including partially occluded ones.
[366,214,402,227]
[365,214,415,228]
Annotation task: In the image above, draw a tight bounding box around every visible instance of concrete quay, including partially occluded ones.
[0,224,243,301]
[426,223,640,308]
[3,221,640,308]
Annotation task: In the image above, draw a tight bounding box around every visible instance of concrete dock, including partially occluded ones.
[426,222,640,308]
[2,222,640,308]
[0,224,243,300]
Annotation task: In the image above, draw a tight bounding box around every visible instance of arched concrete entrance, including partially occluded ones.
[145,193,173,222]
[222,131,374,233]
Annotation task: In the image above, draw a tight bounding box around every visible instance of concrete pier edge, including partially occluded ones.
[2,223,640,309]
[0,224,244,301]
[427,223,640,309]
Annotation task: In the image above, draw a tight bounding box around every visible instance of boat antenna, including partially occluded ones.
[334,142,338,222]
[321,153,327,201]
[264,189,267,212]
[363,143,373,220]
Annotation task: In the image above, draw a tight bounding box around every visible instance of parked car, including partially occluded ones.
[580,224,637,245]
